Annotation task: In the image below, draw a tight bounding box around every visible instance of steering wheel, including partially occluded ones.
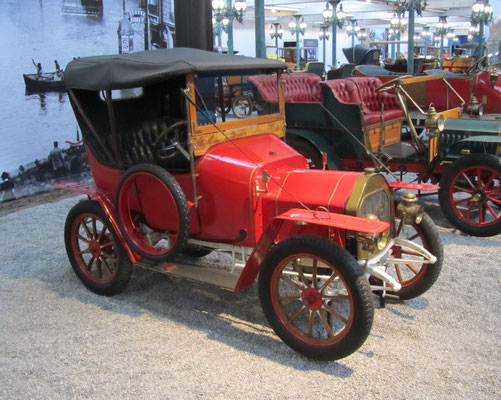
[466,56,488,75]
[153,120,188,161]
[375,75,412,92]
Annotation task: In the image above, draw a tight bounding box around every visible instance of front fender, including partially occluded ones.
[234,208,389,292]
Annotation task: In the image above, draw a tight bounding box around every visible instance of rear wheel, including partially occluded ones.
[115,164,190,262]
[439,154,501,237]
[65,200,132,296]
[258,236,374,360]
[286,137,323,170]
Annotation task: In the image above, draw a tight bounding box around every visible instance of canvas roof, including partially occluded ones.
[64,47,286,91]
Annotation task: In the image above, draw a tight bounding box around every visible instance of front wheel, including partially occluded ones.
[439,154,501,237]
[64,200,132,296]
[258,236,374,360]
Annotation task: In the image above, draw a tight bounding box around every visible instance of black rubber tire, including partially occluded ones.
[438,154,501,237]
[115,163,190,262]
[391,213,443,300]
[258,236,374,361]
[64,200,132,296]
[286,137,323,170]
[181,245,212,258]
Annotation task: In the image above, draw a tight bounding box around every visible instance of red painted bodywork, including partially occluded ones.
[67,134,389,291]
[355,69,501,114]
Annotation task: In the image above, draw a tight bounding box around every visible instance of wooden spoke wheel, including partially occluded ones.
[439,154,501,237]
[380,213,443,300]
[65,200,132,296]
[115,164,190,262]
[259,236,373,360]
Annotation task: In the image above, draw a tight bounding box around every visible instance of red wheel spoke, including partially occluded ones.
[319,310,334,337]
[488,196,501,205]
[76,234,90,243]
[278,296,301,303]
[81,220,93,238]
[452,185,473,194]
[453,197,471,206]
[323,294,349,301]
[461,172,476,190]
[320,273,339,293]
[475,168,483,189]
[291,260,310,288]
[100,242,113,249]
[312,259,318,289]
[307,311,314,336]
[101,251,117,263]
[96,259,102,279]
[395,264,403,283]
[400,249,425,257]
[78,248,91,255]
[101,257,114,274]
[288,305,307,323]
[92,218,97,237]
[98,226,108,242]
[323,302,349,324]
[483,173,497,190]
[86,256,95,271]
[407,233,419,241]
[486,203,499,220]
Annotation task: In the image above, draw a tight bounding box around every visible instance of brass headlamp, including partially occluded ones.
[396,192,424,225]
[424,105,445,137]
[466,95,484,118]
[356,213,384,253]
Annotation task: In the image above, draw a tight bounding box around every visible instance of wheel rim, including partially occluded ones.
[270,253,354,347]
[70,212,118,284]
[448,164,501,227]
[389,220,429,289]
[233,97,252,118]
[118,172,180,257]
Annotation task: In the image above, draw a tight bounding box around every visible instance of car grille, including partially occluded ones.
[358,189,391,224]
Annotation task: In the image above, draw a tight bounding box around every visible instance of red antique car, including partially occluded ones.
[56,48,442,360]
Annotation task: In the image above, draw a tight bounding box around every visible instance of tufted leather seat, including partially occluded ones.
[321,77,403,126]
[248,73,322,104]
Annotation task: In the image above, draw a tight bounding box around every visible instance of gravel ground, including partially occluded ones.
[0,195,500,399]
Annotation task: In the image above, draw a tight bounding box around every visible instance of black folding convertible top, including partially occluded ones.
[65,47,286,91]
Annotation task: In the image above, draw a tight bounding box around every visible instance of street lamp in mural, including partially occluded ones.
[117,1,134,54]
[435,16,449,67]
[357,28,368,43]
[322,0,346,67]
[318,25,330,67]
[394,0,427,73]
[269,23,283,56]
[213,17,230,49]
[212,0,247,54]
[471,0,493,58]
[289,15,307,70]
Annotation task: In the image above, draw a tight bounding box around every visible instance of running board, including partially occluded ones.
[134,261,240,292]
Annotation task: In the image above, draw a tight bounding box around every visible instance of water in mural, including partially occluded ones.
[0,0,172,198]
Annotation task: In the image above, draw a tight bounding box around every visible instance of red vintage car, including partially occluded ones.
[354,57,501,114]
[56,48,442,360]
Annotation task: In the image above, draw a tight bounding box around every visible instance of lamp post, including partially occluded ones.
[421,26,432,59]
[390,11,407,56]
[446,28,455,59]
[346,19,360,62]
[318,25,330,67]
[471,0,493,58]
[357,28,368,43]
[269,22,283,56]
[322,1,346,67]
[212,0,247,55]
[436,16,449,67]
[118,1,134,54]
[395,0,427,73]
[289,15,307,70]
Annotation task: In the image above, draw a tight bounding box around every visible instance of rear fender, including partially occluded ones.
[286,129,342,170]
[53,182,138,263]
[234,208,389,292]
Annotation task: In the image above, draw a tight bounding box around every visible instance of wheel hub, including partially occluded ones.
[301,288,322,311]
[89,240,101,258]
